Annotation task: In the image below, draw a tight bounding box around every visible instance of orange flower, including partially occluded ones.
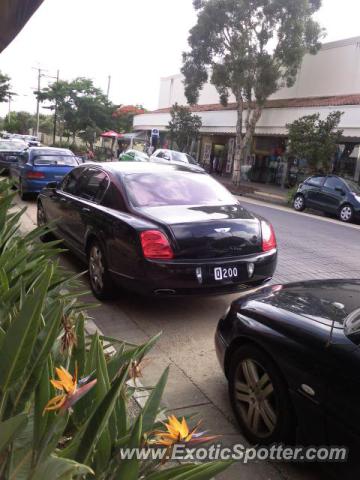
[43,365,96,414]
[150,415,218,447]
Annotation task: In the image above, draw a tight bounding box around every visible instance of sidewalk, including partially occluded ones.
[213,175,288,206]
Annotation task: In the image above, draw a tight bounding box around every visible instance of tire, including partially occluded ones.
[37,201,53,242]
[339,204,354,223]
[228,344,296,445]
[293,194,305,212]
[19,180,29,201]
[88,239,114,301]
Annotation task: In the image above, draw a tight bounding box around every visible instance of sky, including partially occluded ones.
[0,0,360,117]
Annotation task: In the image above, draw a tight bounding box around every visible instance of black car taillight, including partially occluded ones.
[140,230,174,259]
[261,221,277,252]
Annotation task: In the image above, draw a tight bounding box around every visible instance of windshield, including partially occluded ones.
[345,179,360,194]
[33,155,78,166]
[171,151,189,163]
[0,140,26,151]
[123,171,235,207]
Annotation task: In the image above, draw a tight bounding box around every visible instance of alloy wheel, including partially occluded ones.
[340,205,352,222]
[234,358,277,438]
[89,245,105,294]
[293,195,304,211]
[37,203,46,227]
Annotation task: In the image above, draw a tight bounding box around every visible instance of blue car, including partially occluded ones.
[10,147,79,200]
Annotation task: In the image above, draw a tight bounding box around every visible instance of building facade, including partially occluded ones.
[134,36,360,184]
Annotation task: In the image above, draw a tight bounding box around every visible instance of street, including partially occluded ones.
[20,196,360,480]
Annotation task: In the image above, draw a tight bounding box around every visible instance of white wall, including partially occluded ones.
[158,37,360,109]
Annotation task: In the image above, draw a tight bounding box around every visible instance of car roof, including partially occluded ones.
[80,161,205,175]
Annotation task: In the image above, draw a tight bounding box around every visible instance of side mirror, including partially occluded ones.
[46,181,58,190]
[335,187,345,195]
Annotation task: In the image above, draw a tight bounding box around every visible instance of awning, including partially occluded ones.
[0,0,45,53]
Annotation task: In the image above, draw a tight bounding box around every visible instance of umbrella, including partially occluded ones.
[101,130,122,138]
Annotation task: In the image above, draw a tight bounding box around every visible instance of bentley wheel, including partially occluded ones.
[229,344,296,444]
[37,202,53,242]
[293,194,305,212]
[88,240,114,300]
[19,180,29,201]
[339,204,353,223]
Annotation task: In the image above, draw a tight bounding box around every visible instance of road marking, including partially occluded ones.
[238,195,360,231]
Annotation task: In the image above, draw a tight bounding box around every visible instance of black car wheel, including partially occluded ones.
[293,194,305,212]
[37,202,53,242]
[19,180,29,201]
[339,204,354,223]
[229,344,295,444]
[88,240,114,301]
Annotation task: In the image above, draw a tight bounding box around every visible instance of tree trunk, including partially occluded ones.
[232,96,244,185]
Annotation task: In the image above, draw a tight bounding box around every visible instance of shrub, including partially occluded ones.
[0,177,231,479]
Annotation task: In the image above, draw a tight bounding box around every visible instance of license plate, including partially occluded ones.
[214,266,239,281]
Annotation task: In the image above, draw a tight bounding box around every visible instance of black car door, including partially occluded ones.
[68,167,111,250]
[303,175,326,208]
[44,166,86,240]
[323,344,360,462]
[100,182,140,280]
[317,176,348,213]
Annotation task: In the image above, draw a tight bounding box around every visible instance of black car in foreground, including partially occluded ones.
[0,138,27,171]
[293,174,360,222]
[216,279,360,457]
[37,162,277,299]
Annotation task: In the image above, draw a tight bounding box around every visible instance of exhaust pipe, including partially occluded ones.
[154,289,176,296]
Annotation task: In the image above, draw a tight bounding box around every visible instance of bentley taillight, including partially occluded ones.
[261,221,277,252]
[140,230,174,259]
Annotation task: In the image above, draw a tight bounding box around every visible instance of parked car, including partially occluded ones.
[0,139,28,172]
[150,149,203,170]
[10,147,79,200]
[293,174,360,223]
[37,162,277,299]
[215,279,360,460]
[119,149,149,162]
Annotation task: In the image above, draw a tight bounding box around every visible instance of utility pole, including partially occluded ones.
[106,75,111,99]
[35,67,42,138]
[52,69,60,144]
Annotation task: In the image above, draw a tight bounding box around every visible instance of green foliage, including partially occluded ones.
[167,103,202,152]
[0,71,12,103]
[3,111,53,135]
[37,77,116,147]
[0,177,230,479]
[182,0,323,183]
[286,111,343,173]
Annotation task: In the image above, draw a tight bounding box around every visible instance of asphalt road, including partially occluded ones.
[20,197,360,480]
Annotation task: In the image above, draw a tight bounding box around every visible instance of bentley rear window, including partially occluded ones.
[123,172,235,207]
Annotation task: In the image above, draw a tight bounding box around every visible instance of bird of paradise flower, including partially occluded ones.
[147,414,219,461]
[43,365,97,414]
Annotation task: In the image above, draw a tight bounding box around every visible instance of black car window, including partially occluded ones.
[324,177,346,191]
[61,167,85,195]
[77,169,109,203]
[101,183,126,211]
[306,176,325,187]
[155,151,164,158]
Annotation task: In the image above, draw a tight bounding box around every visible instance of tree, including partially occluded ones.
[167,103,202,152]
[112,105,146,133]
[37,77,115,147]
[0,71,12,103]
[182,0,323,184]
[4,111,34,133]
[286,111,343,173]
